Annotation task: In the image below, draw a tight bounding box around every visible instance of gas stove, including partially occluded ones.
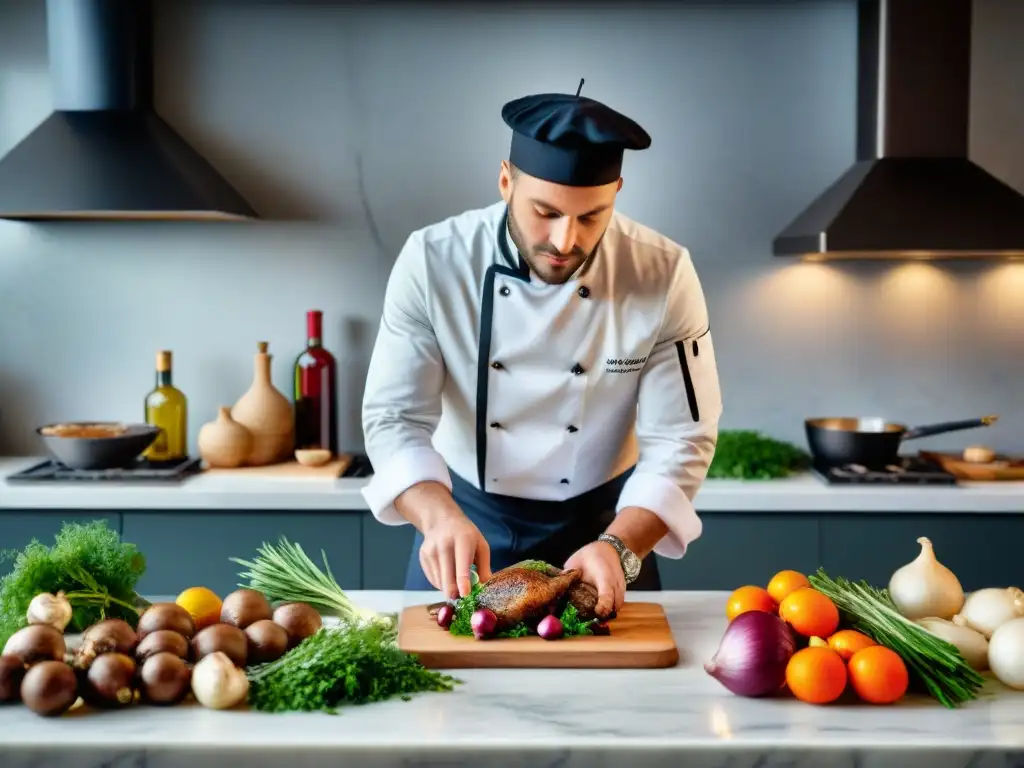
[812,455,958,485]
[6,456,202,483]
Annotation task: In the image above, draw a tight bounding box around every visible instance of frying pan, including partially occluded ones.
[804,415,999,468]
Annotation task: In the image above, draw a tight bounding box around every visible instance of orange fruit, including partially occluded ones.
[785,646,847,704]
[767,569,810,604]
[778,587,840,638]
[176,586,223,630]
[725,585,777,621]
[828,629,877,662]
[847,645,909,704]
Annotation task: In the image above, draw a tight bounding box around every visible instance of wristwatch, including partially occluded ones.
[598,533,642,585]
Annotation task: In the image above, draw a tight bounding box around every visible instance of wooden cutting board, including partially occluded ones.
[397,601,679,669]
[202,454,351,478]
[921,451,1024,481]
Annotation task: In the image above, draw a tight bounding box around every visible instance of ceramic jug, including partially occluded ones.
[197,406,253,468]
[231,341,295,465]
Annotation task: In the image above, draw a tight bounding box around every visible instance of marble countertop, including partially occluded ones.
[3,590,1024,767]
[2,455,1024,514]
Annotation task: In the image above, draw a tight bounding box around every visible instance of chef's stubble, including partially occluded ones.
[506,191,591,285]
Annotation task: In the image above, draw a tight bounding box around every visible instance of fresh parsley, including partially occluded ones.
[246,622,460,713]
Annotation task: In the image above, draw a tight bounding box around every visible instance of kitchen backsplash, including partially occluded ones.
[0,0,1021,457]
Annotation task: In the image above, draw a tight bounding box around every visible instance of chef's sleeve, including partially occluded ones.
[616,250,723,558]
[360,232,451,524]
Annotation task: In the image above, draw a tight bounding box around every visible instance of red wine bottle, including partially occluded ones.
[293,309,338,454]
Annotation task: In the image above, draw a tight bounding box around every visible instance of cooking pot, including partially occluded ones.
[804,415,999,468]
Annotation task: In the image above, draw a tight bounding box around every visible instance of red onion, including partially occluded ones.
[436,604,455,630]
[471,608,497,639]
[705,610,796,697]
[537,615,563,640]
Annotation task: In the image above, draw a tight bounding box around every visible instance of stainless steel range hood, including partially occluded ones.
[773,0,1024,259]
[0,0,259,221]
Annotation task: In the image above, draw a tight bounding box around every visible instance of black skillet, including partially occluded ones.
[804,415,999,468]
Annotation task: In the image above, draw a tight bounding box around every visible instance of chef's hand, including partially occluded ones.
[421,512,492,600]
[395,481,492,599]
[564,540,625,618]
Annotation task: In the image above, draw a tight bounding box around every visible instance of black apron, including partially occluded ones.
[403,467,662,591]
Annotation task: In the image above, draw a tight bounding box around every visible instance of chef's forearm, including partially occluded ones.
[604,506,670,560]
[394,480,465,532]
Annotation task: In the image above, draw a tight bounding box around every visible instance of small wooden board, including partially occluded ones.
[397,601,679,669]
[921,451,1024,481]
[202,455,351,478]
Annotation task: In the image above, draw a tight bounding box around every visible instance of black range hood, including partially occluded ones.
[0,0,258,221]
[773,0,1024,259]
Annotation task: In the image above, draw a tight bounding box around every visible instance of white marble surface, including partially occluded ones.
[3,590,1024,767]
[3,456,1024,513]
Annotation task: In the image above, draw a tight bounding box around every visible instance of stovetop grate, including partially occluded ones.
[5,456,203,483]
[812,455,958,485]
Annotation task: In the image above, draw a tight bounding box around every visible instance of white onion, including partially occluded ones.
[888,537,964,620]
[916,617,989,671]
[988,617,1024,689]
[955,587,1024,639]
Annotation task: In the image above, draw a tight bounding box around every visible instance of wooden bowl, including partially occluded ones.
[295,448,332,467]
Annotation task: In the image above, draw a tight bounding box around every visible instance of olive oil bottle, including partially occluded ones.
[144,350,188,462]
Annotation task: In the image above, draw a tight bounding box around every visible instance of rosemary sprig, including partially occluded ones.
[809,568,985,708]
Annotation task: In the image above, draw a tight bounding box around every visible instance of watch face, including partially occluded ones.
[623,551,642,580]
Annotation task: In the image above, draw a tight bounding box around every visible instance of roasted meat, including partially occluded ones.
[508,560,615,622]
[474,565,582,631]
[426,560,617,627]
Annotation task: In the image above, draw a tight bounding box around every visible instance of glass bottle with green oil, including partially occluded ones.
[144,349,188,462]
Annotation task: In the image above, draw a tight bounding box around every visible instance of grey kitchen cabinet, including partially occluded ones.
[0,511,121,579]
[654,514,821,591]
[361,515,417,589]
[820,514,1024,592]
[121,512,362,598]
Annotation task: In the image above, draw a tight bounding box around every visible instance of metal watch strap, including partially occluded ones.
[599,533,626,555]
[598,533,638,584]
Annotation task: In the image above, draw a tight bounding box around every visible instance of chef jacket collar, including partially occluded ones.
[500,205,597,285]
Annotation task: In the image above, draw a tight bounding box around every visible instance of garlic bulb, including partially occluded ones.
[916,617,989,671]
[191,651,249,709]
[888,537,965,620]
[26,592,73,632]
[954,587,1024,639]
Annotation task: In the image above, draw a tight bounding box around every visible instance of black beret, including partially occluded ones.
[501,86,651,187]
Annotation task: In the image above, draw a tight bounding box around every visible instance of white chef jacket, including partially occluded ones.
[361,200,722,558]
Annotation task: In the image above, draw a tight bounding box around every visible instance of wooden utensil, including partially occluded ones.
[203,454,352,478]
[921,451,1024,481]
[397,601,679,669]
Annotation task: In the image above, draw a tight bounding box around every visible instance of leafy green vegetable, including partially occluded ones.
[0,520,147,646]
[231,537,391,631]
[447,577,597,639]
[246,622,459,713]
[707,429,810,479]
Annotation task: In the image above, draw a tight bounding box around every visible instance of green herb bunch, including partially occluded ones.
[246,622,460,714]
[0,520,147,646]
[809,568,985,708]
[707,429,811,480]
[231,537,389,631]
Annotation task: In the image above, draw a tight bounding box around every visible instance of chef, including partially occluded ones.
[361,84,722,618]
